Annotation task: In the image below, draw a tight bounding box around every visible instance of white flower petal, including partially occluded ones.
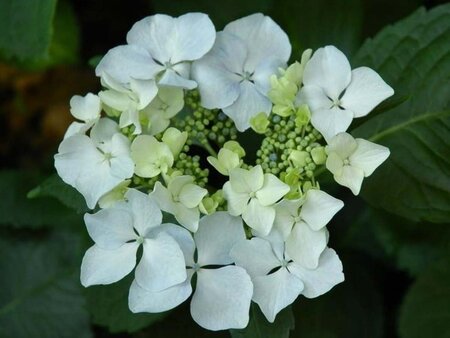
[80,243,139,287]
[158,68,197,90]
[192,32,243,109]
[99,89,132,112]
[174,204,201,233]
[224,13,291,72]
[334,165,365,195]
[286,221,328,269]
[96,44,161,84]
[299,85,332,111]
[84,208,136,250]
[350,139,390,176]
[109,134,135,178]
[119,109,141,134]
[170,13,216,63]
[223,182,250,216]
[274,199,302,240]
[127,14,175,63]
[179,183,208,209]
[191,266,253,331]
[303,45,351,99]
[300,190,344,231]
[70,93,101,122]
[125,189,162,236]
[160,223,195,267]
[90,118,119,145]
[196,212,246,266]
[135,232,187,292]
[222,81,272,132]
[256,174,290,206]
[252,268,304,323]
[230,237,280,278]
[342,67,394,118]
[54,134,126,209]
[289,248,344,298]
[63,121,94,139]
[130,78,158,109]
[326,132,358,159]
[242,198,275,236]
[129,277,192,313]
[310,106,353,142]
[151,182,176,214]
[229,165,264,193]
[253,58,287,96]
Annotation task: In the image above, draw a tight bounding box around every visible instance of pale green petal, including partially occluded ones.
[162,127,188,158]
[256,174,290,206]
[179,183,207,209]
[325,152,344,176]
[286,221,328,269]
[168,175,194,198]
[350,138,390,176]
[334,165,365,195]
[242,198,275,235]
[131,135,174,177]
[229,165,264,193]
[223,182,250,216]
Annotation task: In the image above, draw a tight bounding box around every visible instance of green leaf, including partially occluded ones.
[230,304,294,338]
[0,0,57,62]
[28,174,88,214]
[0,231,92,338]
[293,255,384,338]
[0,170,83,228]
[270,0,364,57]
[337,205,450,276]
[85,275,167,333]
[398,257,450,338]
[45,0,80,66]
[352,4,450,223]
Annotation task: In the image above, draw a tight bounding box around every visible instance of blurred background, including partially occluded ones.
[0,0,449,337]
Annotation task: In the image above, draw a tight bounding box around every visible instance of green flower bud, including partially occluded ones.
[295,104,311,127]
[289,150,309,168]
[250,112,270,134]
[162,127,188,158]
[199,196,219,215]
[224,141,246,158]
[311,146,327,165]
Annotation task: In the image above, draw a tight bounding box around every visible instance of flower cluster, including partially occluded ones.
[54,13,393,331]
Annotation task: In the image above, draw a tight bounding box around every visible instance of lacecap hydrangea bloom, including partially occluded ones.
[55,12,392,331]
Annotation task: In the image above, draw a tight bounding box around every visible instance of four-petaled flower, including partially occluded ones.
[55,118,134,209]
[223,165,290,235]
[299,45,394,142]
[193,13,291,131]
[326,132,390,195]
[81,189,188,292]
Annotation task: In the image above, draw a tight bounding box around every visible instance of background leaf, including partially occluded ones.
[0,0,57,63]
[398,257,450,338]
[28,174,88,214]
[292,255,384,338]
[0,170,83,228]
[85,275,167,333]
[352,4,450,223]
[271,0,364,57]
[230,304,294,338]
[0,231,92,338]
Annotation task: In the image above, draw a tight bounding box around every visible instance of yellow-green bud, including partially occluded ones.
[199,196,219,215]
[162,127,188,158]
[295,104,311,127]
[289,150,309,168]
[223,141,246,158]
[311,146,327,165]
[250,112,270,134]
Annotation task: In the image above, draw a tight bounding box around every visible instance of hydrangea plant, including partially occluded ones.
[54,12,393,332]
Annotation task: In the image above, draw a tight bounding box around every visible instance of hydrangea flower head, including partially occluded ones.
[53,12,393,333]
